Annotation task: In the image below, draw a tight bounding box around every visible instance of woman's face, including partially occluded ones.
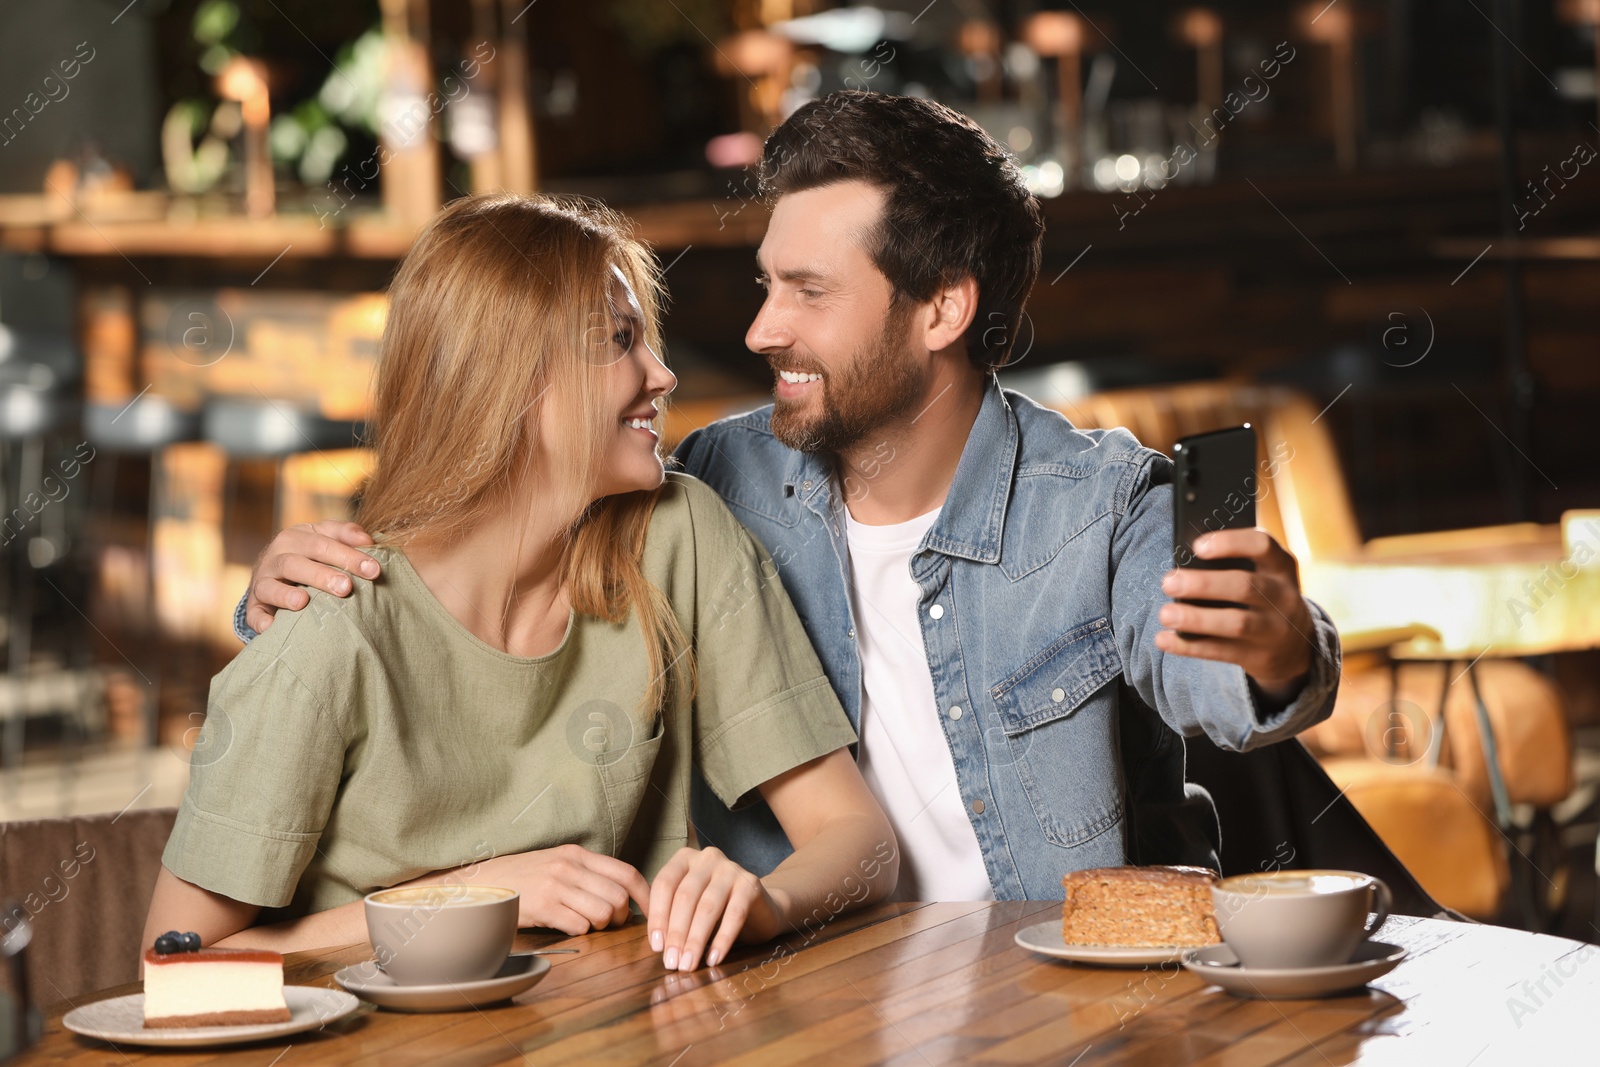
[584,267,678,499]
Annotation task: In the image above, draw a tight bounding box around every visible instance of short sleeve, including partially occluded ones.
[678,477,858,808]
[161,607,351,908]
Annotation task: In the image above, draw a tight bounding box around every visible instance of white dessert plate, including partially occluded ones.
[63,985,360,1048]
[1014,920,1215,967]
[333,952,552,1012]
[1180,939,1408,999]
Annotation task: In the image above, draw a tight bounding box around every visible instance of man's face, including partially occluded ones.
[748,181,925,455]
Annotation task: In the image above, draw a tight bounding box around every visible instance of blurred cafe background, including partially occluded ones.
[1,0,1599,949]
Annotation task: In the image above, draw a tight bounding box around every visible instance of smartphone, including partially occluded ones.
[1171,424,1258,639]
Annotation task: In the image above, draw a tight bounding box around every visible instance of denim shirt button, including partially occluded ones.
[929,604,944,620]
[802,480,812,491]
[971,798,986,814]
[948,705,963,720]
[1051,687,1066,702]
[848,628,856,639]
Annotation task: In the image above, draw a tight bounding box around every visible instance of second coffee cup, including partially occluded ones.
[364,884,519,985]
[1211,870,1390,970]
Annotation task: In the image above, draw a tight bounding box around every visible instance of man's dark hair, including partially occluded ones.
[759,91,1045,371]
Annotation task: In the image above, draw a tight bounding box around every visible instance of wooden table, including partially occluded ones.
[1302,512,1600,662]
[20,903,1597,1065]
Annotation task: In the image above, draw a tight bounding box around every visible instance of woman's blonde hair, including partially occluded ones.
[358,192,693,713]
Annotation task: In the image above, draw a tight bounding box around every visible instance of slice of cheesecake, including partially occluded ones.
[142,947,291,1028]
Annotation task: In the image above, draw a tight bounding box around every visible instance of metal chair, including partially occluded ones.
[83,395,203,748]
[0,364,71,783]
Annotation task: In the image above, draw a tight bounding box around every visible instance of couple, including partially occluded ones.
[146,92,1341,971]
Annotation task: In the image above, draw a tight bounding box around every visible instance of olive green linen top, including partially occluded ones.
[162,474,857,918]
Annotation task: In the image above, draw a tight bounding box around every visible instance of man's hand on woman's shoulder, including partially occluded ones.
[247,520,380,633]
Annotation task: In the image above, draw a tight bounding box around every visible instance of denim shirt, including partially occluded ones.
[673,378,1341,900]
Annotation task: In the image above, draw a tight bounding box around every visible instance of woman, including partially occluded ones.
[145,193,897,973]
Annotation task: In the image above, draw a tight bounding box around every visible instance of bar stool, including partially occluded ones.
[206,397,361,631]
[202,399,360,531]
[83,395,203,747]
[0,363,69,781]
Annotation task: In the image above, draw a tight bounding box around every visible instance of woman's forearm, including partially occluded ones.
[750,748,901,943]
[214,897,368,952]
[756,812,899,941]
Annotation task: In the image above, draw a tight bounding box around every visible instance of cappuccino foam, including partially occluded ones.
[1221,872,1368,896]
[369,885,516,908]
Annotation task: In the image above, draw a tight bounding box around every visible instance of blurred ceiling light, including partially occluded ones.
[215,55,273,216]
[1298,2,1352,42]
[715,31,796,133]
[959,20,1001,57]
[1298,1,1359,170]
[770,7,914,53]
[714,30,795,77]
[1023,10,1091,190]
[961,20,1003,102]
[1177,8,1222,48]
[1114,153,1141,182]
[1177,7,1224,108]
[1021,12,1084,57]
[1008,126,1034,153]
[706,131,764,168]
[215,56,270,126]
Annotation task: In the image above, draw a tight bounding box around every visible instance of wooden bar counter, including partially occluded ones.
[19,903,1593,1065]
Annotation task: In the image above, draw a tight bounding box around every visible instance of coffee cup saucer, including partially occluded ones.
[1180,939,1407,999]
[333,952,552,1012]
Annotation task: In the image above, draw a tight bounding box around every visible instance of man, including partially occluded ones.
[237,92,1340,901]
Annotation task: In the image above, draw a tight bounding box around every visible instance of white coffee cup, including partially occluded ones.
[1211,869,1390,970]
[364,885,518,985]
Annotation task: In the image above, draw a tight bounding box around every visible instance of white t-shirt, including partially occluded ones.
[845,504,995,901]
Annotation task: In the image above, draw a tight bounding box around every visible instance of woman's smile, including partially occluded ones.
[621,408,659,440]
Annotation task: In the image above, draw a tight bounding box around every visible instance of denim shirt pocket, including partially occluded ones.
[989,617,1125,848]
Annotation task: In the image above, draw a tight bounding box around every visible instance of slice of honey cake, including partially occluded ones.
[1061,866,1221,947]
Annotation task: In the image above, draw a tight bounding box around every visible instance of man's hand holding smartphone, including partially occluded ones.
[1161,425,1316,706]
[1157,528,1315,704]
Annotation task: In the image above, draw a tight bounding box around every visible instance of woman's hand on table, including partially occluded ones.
[481,845,651,936]
[647,846,787,972]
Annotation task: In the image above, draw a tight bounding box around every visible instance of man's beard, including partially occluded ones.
[768,303,922,455]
